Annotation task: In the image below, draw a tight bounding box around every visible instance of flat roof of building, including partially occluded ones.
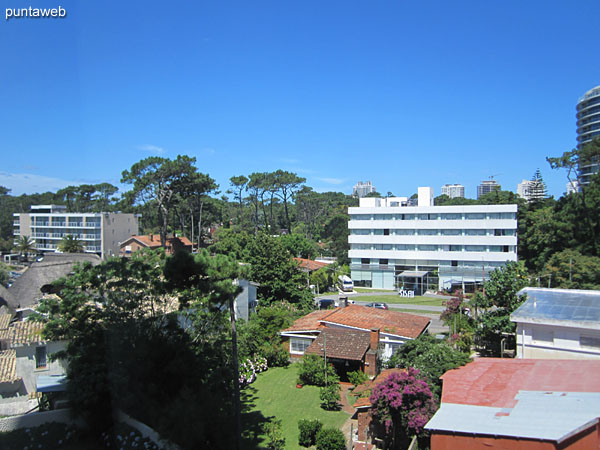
[426,358,600,442]
[511,287,600,330]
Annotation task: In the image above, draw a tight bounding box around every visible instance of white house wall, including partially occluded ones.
[516,323,600,359]
[15,341,67,394]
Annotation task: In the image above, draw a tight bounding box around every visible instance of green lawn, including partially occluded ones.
[355,295,446,306]
[353,287,396,293]
[242,365,349,450]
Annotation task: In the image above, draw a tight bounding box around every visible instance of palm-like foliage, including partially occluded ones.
[15,235,36,260]
[58,235,84,253]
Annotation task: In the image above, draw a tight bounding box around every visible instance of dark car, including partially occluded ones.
[318,299,338,310]
[364,302,389,310]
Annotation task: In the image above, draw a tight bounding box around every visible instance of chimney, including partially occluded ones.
[370,328,380,351]
[149,234,153,242]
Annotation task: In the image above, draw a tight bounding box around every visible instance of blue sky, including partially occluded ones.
[1,0,599,199]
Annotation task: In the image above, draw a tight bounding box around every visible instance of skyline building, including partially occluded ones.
[477,180,501,199]
[353,181,376,198]
[441,184,465,199]
[576,85,600,185]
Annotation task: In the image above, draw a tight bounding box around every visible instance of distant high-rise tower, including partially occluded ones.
[441,184,465,199]
[477,180,500,199]
[353,181,376,198]
[576,85,600,185]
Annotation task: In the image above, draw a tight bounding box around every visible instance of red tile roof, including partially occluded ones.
[321,305,430,338]
[0,321,44,347]
[294,258,329,272]
[440,358,600,408]
[305,328,371,361]
[281,310,337,332]
[124,235,193,249]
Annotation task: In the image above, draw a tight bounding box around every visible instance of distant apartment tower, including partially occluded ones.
[13,205,139,259]
[566,180,579,195]
[353,181,376,198]
[517,180,533,200]
[441,184,465,199]
[477,180,500,199]
[576,85,600,185]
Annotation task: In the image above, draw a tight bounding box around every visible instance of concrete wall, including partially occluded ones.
[15,341,67,393]
[102,213,139,259]
[0,409,83,433]
[516,323,600,359]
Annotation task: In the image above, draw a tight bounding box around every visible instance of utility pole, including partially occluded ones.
[323,333,327,387]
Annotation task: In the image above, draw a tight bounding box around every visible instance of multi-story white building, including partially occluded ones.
[352,181,376,198]
[13,205,139,259]
[440,184,465,199]
[348,187,518,292]
[517,179,533,200]
[576,85,600,185]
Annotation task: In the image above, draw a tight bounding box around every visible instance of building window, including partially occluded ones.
[361,258,370,265]
[580,335,600,349]
[290,338,312,355]
[383,229,389,236]
[380,259,389,266]
[36,346,47,369]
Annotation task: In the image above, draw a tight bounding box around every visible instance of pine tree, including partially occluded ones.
[528,168,547,202]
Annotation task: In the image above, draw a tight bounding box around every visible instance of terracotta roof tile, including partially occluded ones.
[0,349,18,383]
[294,258,329,272]
[281,310,337,332]
[125,235,193,249]
[440,358,600,408]
[0,314,12,331]
[305,328,371,361]
[0,321,44,347]
[321,305,430,338]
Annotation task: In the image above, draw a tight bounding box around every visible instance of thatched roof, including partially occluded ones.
[0,285,14,312]
[7,253,101,309]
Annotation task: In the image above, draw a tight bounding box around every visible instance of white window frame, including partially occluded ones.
[290,337,312,355]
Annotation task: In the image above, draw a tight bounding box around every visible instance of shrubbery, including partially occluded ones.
[315,427,346,450]
[297,354,339,386]
[347,370,368,387]
[319,383,341,410]
[263,419,285,450]
[298,419,323,447]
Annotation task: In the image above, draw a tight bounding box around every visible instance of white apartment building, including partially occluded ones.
[13,205,139,259]
[348,187,518,292]
[517,179,533,200]
[352,181,376,198]
[440,184,465,199]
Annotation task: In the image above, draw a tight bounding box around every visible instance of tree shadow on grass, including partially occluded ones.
[241,384,274,450]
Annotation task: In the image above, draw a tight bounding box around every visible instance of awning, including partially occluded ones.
[397,271,429,278]
[37,375,67,393]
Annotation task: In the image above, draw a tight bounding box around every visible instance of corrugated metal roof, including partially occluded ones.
[512,287,600,330]
[426,391,600,442]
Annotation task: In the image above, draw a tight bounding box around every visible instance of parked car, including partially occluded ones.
[364,302,389,310]
[318,299,338,309]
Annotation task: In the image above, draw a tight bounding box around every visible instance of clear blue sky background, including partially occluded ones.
[1,0,599,199]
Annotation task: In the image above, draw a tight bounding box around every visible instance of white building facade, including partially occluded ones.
[13,205,139,259]
[440,184,465,199]
[352,181,376,198]
[348,187,518,292]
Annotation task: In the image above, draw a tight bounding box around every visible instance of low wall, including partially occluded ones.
[117,411,181,450]
[0,409,83,433]
[0,398,38,417]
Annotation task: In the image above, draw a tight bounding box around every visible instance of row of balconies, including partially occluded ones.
[35,244,101,252]
[32,233,100,240]
[32,223,100,228]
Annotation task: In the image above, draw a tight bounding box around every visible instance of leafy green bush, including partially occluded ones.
[263,419,285,450]
[298,354,339,386]
[347,370,368,387]
[298,419,323,447]
[319,383,341,411]
[316,427,346,450]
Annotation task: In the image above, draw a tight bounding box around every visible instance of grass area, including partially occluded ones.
[354,287,396,293]
[391,308,439,315]
[242,365,349,450]
[355,295,446,306]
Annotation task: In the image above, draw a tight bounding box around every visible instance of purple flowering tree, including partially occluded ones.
[369,368,437,449]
